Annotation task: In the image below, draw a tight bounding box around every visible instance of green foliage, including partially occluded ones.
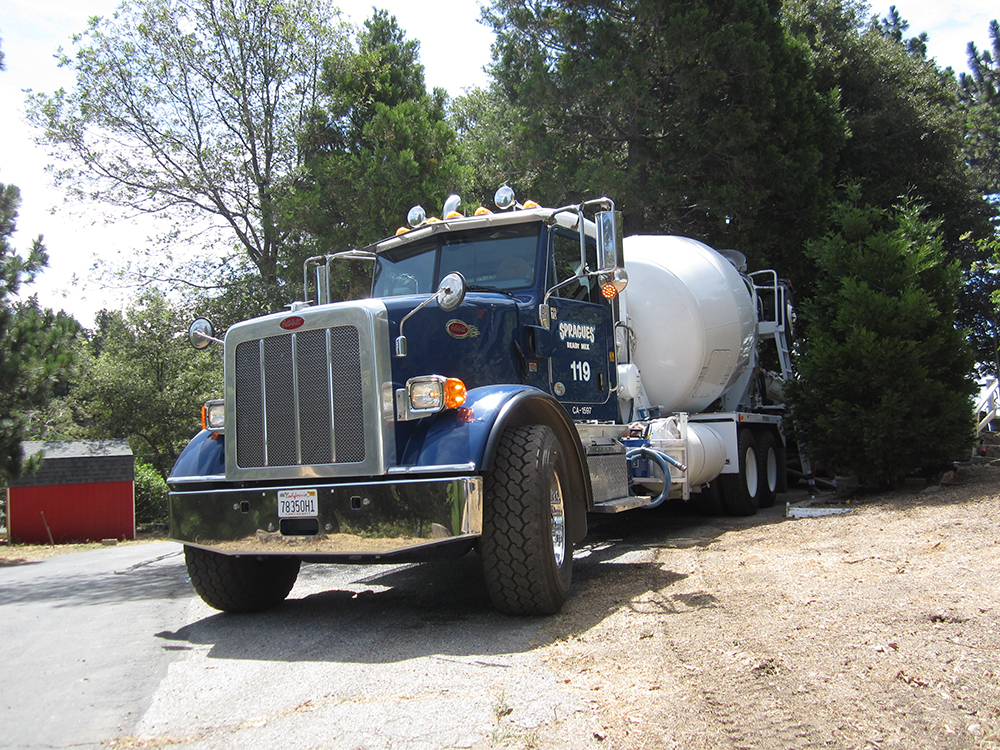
[450,85,539,208]
[788,188,977,485]
[958,252,1000,375]
[134,458,169,525]
[42,291,221,478]
[482,0,845,284]
[0,183,82,484]
[280,10,467,285]
[783,1,994,262]
[25,0,348,296]
[959,19,1000,198]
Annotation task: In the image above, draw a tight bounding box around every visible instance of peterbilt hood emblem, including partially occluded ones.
[446,319,480,339]
[280,316,305,330]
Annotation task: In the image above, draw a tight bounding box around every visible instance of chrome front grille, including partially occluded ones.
[224,301,392,480]
[234,325,367,470]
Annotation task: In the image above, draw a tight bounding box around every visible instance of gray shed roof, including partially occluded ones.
[20,440,133,460]
[9,440,135,488]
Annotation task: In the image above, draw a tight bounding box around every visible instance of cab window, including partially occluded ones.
[371,223,541,298]
[440,224,539,290]
[551,229,599,302]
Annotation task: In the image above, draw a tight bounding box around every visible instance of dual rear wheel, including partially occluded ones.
[718,427,782,516]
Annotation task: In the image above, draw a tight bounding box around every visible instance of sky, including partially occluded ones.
[0,0,995,327]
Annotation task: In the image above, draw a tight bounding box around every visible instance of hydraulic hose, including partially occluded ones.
[625,447,687,508]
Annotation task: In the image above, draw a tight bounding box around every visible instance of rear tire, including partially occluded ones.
[757,431,780,508]
[184,545,300,613]
[480,424,573,615]
[720,428,760,516]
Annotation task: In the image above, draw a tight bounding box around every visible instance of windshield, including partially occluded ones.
[372,223,541,298]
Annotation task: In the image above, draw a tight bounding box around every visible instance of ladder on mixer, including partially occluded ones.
[749,270,815,488]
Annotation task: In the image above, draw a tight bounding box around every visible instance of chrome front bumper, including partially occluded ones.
[169,476,482,561]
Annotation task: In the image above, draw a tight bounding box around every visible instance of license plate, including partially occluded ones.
[277,489,318,518]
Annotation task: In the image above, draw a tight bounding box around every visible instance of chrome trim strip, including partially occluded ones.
[387,463,477,474]
[168,474,226,484]
[326,327,336,463]
[291,331,302,465]
[259,339,269,465]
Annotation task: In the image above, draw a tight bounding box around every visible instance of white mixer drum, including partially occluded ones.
[623,235,756,414]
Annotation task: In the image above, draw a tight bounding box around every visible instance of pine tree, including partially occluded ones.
[482,0,845,283]
[787,187,976,485]
[0,183,81,483]
[959,20,1000,198]
[282,9,466,276]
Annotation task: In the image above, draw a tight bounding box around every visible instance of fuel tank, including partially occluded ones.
[622,235,757,414]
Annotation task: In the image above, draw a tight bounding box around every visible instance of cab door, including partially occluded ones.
[546,229,616,419]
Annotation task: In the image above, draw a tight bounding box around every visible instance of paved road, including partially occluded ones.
[0,503,789,749]
[0,542,193,749]
[0,540,606,749]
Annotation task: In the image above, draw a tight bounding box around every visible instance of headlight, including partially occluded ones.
[201,399,225,431]
[396,376,467,421]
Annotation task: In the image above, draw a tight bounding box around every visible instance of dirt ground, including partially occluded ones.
[0,533,162,565]
[522,461,1000,750]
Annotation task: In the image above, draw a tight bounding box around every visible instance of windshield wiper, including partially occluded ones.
[467,284,518,299]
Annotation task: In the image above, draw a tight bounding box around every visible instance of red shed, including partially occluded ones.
[6,440,135,544]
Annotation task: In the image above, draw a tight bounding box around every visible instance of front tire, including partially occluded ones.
[720,428,761,516]
[184,545,300,613]
[480,424,573,615]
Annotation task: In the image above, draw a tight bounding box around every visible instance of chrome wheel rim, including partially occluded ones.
[766,447,778,492]
[744,446,758,496]
[550,470,566,567]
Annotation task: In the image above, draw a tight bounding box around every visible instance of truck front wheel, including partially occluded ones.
[184,545,300,613]
[720,428,760,516]
[480,424,572,615]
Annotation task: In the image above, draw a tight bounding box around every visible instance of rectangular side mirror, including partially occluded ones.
[595,210,623,272]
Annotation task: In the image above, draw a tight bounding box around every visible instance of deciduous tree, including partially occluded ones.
[25,0,348,307]
[77,291,220,477]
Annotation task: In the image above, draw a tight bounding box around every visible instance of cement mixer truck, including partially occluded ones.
[168,188,798,615]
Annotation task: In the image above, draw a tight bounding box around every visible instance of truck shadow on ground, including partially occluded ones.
[154,502,789,664]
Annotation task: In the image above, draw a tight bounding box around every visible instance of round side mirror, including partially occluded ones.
[494,185,516,210]
[437,272,466,312]
[188,318,217,350]
[407,205,426,228]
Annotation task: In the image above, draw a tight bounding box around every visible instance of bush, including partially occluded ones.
[134,459,169,526]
